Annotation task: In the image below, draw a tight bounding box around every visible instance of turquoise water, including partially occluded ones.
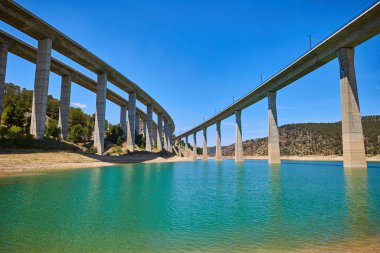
[0,160,380,252]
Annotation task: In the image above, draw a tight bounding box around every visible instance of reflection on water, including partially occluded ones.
[0,160,379,252]
[344,169,369,243]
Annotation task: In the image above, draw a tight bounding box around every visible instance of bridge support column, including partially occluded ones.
[30,37,52,139]
[167,124,173,152]
[193,132,197,160]
[178,139,182,157]
[157,114,163,151]
[127,92,136,151]
[338,48,366,169]
[185,136,189,158]
[216,120,222,161]
[0,43,8,125]
[153,124,157,148]
[135,111,140,136]
[58,75,71,140]
[143,119,146,138]
[120,105,127,138]
[202,128,208,160]
[145,105,153,152]
[163,120,168,150]
[235,110,243,162]
[268,91,281,164]
[94,73,107,155]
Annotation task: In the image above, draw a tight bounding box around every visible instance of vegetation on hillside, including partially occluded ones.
[222,116,380,157]
[0,83,125,151]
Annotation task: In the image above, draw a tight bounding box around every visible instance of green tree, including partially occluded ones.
[46,95,59,120]
[68,124,85,143]
[3,104,25,128]
[45,119,60,140]
[106,124,123,144]
[69,108,87,127]
[135,133,145,149]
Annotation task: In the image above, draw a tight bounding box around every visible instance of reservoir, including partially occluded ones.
[1,160,379,252]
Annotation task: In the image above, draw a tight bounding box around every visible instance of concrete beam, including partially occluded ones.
[30,37,52,139]
[174,3,380,141]
[145,104,153,152]
[58,75,71,140]
[94,73,107,155]
[216,120,222,161]
[235,110,243,162]
[127,92,136,151]
[0,1,176,133]
[185,136,189,158]
[193,132,197,160]
[120,105,127,138]
[0,43,8,124]
[338,48,367,169]
[202,127,208,160]
[157,114,163,151]
[268,91,281,164]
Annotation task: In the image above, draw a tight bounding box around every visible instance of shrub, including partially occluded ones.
[115,146,123,156]
[135,133,145,149]
[106,124,123,144]
[86,146,97,154]
[3,104,25,128]
[45,119,61,140]
[0,126,33,147]
[68,124,85,143]
[116,136,122,146]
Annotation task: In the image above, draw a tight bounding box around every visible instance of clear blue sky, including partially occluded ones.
[1,0,379,146]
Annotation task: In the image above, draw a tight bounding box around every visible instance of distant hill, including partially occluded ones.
[219,116,380,157]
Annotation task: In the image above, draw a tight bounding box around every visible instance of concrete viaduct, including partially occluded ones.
[0,1,174,155]
[174,1,380,169]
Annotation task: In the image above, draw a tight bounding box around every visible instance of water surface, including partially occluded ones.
[1,160,379,252]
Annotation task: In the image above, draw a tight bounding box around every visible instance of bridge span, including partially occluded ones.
[174,1,380,169]
[0,1,174,154]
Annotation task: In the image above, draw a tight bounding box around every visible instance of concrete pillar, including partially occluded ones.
[268,91,281,164]
[94,73,107,155]
[202,128,208,160]
[193,132,198,160]
[145,105,153,152]
[338,48,367,169]
[163,120,168,150]
[152,124,157,148]
[30,37,52,139]
[58,75,71,140]
[165,122,172,152]
[178,139,182,157]
[235,110,243,162]
[157,114,163,151]
[0,43,8,125]
[143,119,146,138]
[120,105,127,138]
[185,135,189,158]
[216,120,222,161]
[164,121,170,151]
[127,92,136,151]
[135,111,140,136]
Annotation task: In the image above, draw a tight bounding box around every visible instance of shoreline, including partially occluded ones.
[0,151,379,178]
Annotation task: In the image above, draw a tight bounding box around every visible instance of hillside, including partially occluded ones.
[221,116,380,157]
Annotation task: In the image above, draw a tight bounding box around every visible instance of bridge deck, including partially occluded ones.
[175,1,380,140]
[0,0,173,131]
